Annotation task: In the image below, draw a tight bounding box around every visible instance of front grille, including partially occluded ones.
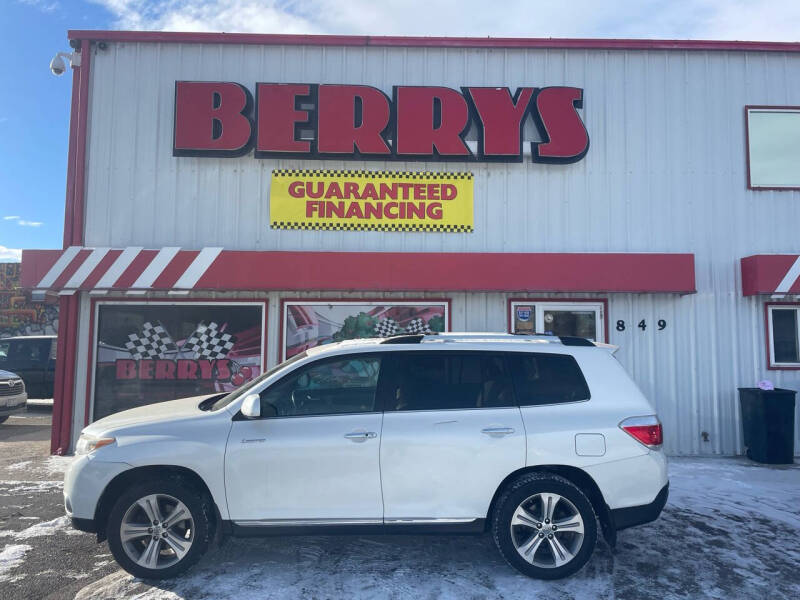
[0,380,24,396]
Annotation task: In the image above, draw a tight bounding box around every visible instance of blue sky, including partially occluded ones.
[0,0,115,259]
[1,0,799,261]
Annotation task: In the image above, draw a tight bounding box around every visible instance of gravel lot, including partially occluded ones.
[1,408,799,599]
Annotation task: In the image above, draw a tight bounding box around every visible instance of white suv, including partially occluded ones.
[65,333,668,580]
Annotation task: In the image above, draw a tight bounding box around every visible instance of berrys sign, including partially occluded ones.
[173,83,589,163]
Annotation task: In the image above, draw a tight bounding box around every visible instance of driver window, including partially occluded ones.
[259,355,381,417]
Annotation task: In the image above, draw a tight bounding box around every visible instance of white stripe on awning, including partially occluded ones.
[35,246,81,289]
[94,247,143,288]
[130,247,181,289]
[774,255,800,295]
[63,247,110,289]
[173,247,223,289]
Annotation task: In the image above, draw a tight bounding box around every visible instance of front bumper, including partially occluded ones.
[64,454,131,520]
[0,391,27,416]
[611,483,669,531]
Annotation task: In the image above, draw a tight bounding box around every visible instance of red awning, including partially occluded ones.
[21,247,696,294]
[741,254,800,296]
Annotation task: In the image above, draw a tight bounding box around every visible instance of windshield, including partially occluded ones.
[208,352,308,411]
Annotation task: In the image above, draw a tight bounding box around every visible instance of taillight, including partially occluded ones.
[620,416,663,448]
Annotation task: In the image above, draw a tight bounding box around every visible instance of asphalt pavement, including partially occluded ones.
[0,408,118,600]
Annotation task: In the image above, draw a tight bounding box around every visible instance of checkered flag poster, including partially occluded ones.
[124,322,178,360]
[403,318,432,335]
[374,318,401,337]
[181,322,236,360]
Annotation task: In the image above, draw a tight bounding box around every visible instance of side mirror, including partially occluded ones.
[240,393,261,419]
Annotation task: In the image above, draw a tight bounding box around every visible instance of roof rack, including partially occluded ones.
[380,334,427,344]
[377,332,596,347]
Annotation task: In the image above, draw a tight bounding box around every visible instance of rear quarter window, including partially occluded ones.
[510,352,591,406]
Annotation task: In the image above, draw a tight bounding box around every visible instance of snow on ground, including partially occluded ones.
[0,544,32,583]
[44,455,74,475]
[6,461,34,472]
[71,457,800,600]
[0,480,63,494]
[0,516,81,540]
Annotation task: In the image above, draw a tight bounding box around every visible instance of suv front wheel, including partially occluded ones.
[492,473,597,579]
[106,478,213,579]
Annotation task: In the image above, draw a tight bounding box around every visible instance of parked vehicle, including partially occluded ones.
[0,369,27,423]
[0,336,57,399]
[64,333,668,580]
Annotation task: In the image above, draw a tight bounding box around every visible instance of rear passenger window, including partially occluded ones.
[381,352,515,411]
[510,353,590,406]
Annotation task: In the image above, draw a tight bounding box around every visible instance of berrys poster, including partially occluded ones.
[282,301,448,359]
[93,303,264,420]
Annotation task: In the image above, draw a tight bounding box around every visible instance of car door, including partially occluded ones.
[379,351,525,522]
[225,353,384,523]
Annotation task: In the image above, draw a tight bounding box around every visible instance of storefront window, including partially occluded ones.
[509,301,605,342]
[92,302,265,420]
[747,108,800,189]
[281,300,449,360]
[767,304,800,368]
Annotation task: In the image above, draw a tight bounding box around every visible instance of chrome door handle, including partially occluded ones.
[481,427,515,435]
[344,431,377,441]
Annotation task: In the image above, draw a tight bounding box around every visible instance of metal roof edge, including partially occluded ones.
[66,30,800,53]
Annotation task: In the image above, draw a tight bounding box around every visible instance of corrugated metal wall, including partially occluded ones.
[76,43,800,455]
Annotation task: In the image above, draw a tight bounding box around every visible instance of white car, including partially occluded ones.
[65,333,668,580]
[0,369,27,423]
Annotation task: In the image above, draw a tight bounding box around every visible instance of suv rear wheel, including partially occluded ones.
[492,473,597,579]
[106,478,213,579]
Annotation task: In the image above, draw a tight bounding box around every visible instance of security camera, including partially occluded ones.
[50,54,67,76]
[49,51,81,76]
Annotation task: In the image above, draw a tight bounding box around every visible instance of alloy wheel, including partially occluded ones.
[119,493,194,570]
[509,492,585,568]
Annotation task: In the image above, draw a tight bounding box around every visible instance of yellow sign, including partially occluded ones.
[270,169,473,233]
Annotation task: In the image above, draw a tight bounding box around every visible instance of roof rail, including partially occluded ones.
[558,336,595,347]
[380,334,426,344]
[377,332,597,347]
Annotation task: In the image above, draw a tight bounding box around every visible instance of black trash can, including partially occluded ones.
[738,387,796,464]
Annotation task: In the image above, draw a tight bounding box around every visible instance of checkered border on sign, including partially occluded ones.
[271,221,473,233]
[272,169,473,180]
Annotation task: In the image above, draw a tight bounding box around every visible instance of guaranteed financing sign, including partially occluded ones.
[270,169,473,232]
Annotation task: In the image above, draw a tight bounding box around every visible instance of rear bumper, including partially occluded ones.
[611,482,669,531]
[0,392,27,416]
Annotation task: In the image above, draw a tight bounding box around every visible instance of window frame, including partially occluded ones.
[765,302,800,370]
[253,352,385,419]
[745,106,800,191]
[87,298,267,425]
[279,298,451,361]
[507,298,608,342]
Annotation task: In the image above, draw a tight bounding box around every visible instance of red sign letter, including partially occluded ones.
[256,83,313,155]
[173,82,253,157]
[395,87,471,157]
[317,85,391,156]
[532,87,589,163]
[466,87,535,159]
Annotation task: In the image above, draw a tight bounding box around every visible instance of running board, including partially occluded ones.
[229,518,486,537]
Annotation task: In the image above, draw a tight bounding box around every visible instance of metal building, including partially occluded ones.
[21,31,800,455]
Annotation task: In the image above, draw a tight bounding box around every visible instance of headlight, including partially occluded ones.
[75,434,116,455]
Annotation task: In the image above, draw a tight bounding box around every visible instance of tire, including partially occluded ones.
[0,416,9,424]
[106,477,214,580]
[492,472,597,580]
